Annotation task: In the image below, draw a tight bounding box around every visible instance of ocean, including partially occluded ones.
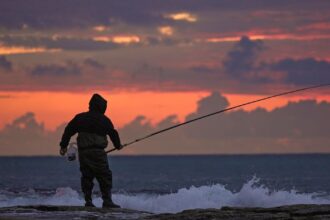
[0,154,330,213]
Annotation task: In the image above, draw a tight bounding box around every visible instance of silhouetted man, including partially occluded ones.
[59,93,122,208]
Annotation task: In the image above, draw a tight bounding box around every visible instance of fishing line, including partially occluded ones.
[106,83,330,153]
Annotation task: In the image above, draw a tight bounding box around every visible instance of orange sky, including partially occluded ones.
[1,91,329,130]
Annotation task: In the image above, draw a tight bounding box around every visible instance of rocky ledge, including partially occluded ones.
[1,204,330,219]
[0,205,151,220]
[146,204,330,220]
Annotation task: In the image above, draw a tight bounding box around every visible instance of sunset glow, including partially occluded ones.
[0,46,51,55]
[0,91,205,130]
[112,36,140,44]
[158,26,174,36]
[93,35,140,44]
[165,12,197,22]
[206,34,330,43]
[93,36,111,42]
[93,25,107,32]
[1,91,329,131]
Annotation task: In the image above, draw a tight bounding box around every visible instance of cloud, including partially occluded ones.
[165,12,197,23]
[30,61,81,76]
[144,36,193,46]
[83,58,105,70]
[3,112,44,133]
[119,115,179,140]
[117,92,330,154]
[0,0,168,29]
[270,58,330,85]
[1,35,329,93]
[0,1,110,29]
[222,36,265,80]
[1,92,329,155]
[0,35,120,51]
[0,112,65,155]
[29,58,107,77]
[183,92,330,139]
[0,55,220,92]
[0,34,194,52]
[221,36,330,86]
[0,56,12,71]
[186,91,229,118]
[1,0,329,29]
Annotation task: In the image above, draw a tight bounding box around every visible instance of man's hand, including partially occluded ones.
[116,144,124,150]
[60,148,67,156]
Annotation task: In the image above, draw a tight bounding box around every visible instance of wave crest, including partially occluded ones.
[1,177,330,213]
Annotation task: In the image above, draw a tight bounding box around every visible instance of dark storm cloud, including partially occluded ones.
[0,56,12,72]
[0,35,120,51]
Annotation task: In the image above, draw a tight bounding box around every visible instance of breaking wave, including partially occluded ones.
[1,177,330,213]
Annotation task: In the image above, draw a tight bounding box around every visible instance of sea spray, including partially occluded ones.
[1,177,330,213]
[115,177,330,213]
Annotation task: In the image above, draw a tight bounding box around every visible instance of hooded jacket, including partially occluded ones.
[60,94,121,150]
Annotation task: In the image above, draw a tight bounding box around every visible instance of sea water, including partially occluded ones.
[0,155,330,213]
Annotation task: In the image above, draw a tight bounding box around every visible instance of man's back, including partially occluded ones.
[74,111,113,136]
[60,94,121,150]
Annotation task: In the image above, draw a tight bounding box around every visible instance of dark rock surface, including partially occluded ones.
[0,205,152,219]
[146,205,330,220]
[1,204,330,219]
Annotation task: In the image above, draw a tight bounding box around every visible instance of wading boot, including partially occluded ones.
[101,189,120,208]
[102,199,121,208]
[85,200,96,207]
[84,194,95,207]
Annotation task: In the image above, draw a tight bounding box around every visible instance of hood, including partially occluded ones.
[89,93,107,114]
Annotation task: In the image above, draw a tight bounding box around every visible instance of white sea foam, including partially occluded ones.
[1,177,330,213]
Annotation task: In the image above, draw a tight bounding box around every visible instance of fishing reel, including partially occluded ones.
[67,142,78,161]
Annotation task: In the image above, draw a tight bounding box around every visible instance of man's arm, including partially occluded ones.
[107,118,122,149]
[59,116,78,150]
[109,129,122,149]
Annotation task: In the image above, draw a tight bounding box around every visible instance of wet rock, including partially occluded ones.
[0,205,152,219]
[146,205,330,220]
[1,204,330,219]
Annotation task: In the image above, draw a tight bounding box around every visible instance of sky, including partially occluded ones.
[0,0,330,155]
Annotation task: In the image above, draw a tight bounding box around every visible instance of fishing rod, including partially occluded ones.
[106,83,330,154]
